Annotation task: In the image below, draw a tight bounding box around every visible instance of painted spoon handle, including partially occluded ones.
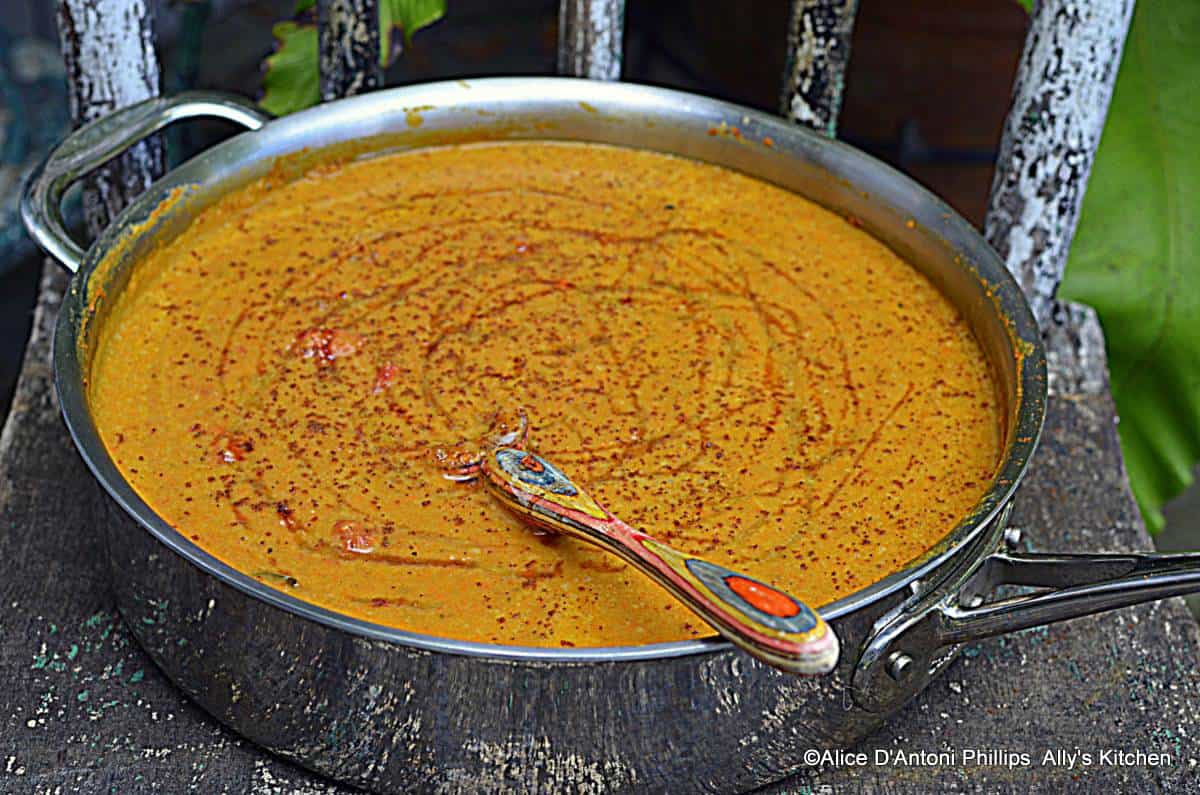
[479,446,840,675]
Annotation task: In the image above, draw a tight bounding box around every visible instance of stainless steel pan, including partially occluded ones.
[22,79,1200,793]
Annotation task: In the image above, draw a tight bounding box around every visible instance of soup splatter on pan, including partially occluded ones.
[89,141,1002,647]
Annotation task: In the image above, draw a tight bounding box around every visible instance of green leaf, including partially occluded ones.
[260,21,319,116]
[1015,0,1032,12]
[1060,0,1200,532]
[293,0,315,12]
[379,0,446,67]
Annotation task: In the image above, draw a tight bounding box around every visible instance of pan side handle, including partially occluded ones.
[20,91,270,274]
[852,529,1200,713]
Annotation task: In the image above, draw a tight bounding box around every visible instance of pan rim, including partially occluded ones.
[52,76,1046,664]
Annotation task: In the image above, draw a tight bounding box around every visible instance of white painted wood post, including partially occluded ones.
[318,0,383,101]
[558,0,626,80]
[984,0,1135,329]
[56,0,163,237]
[780,0,860,136]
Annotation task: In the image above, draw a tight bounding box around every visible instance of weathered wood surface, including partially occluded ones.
[984,0,1135,327]
[1,268,1196,794]
[780,0,859,136]
[317,0,382,102]
[55,0,163,239]
[557,0,625,81]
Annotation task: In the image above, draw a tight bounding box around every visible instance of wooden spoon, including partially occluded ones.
[443,415,839,675]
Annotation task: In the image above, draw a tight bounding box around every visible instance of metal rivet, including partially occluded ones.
[1003,527,1023,549]
[887,652,914,681]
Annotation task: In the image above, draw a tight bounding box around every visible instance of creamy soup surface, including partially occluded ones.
[90,141,1003,647]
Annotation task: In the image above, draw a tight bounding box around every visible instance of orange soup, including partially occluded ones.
[89,141,1002,647]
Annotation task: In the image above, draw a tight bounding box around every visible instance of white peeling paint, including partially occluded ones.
[58,0,161,235]
[781,0,858,136]
[64,0,158,119]
[558,0,625,81]
[789,94,823,129]
[984,0,1134,327]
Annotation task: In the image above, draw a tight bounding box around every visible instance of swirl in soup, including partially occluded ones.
[89,141,1002,647]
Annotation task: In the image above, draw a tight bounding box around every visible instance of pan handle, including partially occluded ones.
[20,91,270,274]
[852,529,1200,713]
[941,549,1200,642]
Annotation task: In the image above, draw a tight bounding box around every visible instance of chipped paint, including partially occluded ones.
[557,0,626,81]
[780,0,859,137]
[318,0,383,102]
[57,0,163,238]
[984,0,1135,327]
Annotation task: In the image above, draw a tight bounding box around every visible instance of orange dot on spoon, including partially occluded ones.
[726,576,800,618]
